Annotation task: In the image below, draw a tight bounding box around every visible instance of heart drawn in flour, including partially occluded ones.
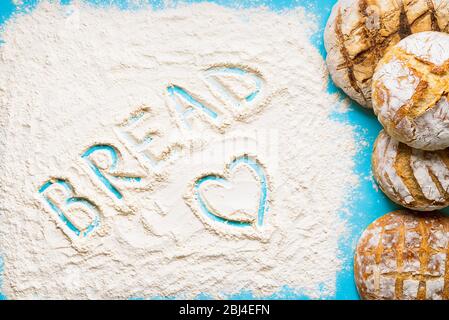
[193,155,268,228]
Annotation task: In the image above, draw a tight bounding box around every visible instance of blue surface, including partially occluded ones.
[0,0,409,300]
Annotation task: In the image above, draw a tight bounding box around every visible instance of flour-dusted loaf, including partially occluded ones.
[355,210,449,300]
[372,130,449,211]
[325,0,449,108]
[372,31,449,150]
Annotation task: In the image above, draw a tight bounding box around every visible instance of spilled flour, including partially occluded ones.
[0,1,357,299]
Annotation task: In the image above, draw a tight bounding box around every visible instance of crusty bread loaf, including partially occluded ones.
[325,0,449,108]
[355,210,449,300]
[372,130,449,211]
[372,31,449,150]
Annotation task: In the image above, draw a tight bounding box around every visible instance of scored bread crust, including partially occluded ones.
[355,210,449,300]
[372,31,449,150]
[325,0,449,108]
[372,130,449,211]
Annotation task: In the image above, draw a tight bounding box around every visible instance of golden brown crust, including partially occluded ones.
[372,130,449,211]
[355,210,449,300]
[371,31,449,151]
[374,44,449,118]
[325,0,449,108]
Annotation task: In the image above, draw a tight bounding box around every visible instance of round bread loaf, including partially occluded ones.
[372,31,449,150]
[325,0,449,108]
[355,210,449,300]
[372,130,449,211]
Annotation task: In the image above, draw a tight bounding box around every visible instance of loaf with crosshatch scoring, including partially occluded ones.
[355,210,449,300]
[372,130,449,211]
[325,0,449,108]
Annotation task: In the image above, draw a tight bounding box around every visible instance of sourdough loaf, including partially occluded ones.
[372,31,449,150]
[355,210,449,300]
[372,130,449,211]
[325,0,449,108]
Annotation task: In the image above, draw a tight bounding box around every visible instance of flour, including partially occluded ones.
[0,1,357,299]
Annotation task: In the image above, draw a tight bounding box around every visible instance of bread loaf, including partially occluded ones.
[325,0,449,108]
[372,31,449,150]
[355,210,449,300]
[372,130,449,211]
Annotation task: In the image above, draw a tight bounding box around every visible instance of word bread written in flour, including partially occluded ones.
[355,210,449,300]
[372,130,449,211]
[325,0,449,108]
[372,31,449,151]
[37,65,270,243]
[0,2,357,300]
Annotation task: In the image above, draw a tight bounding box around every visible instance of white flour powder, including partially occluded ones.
[0,1,357,299]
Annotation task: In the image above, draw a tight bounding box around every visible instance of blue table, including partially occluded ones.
[0,0,406,300]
